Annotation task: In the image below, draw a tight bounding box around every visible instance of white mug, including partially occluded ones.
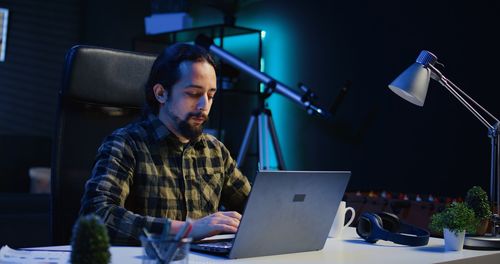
[328,201,355,238]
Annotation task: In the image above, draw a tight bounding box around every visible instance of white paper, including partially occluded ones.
[0,245,69,264]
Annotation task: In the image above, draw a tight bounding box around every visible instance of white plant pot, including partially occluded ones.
[443,228,465,251]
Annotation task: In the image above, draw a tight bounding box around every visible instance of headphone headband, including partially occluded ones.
[356,212,429,247]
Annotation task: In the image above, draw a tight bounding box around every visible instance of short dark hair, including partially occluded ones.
[144,43,216,115]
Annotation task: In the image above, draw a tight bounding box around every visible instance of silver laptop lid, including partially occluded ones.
[229,170,350,259]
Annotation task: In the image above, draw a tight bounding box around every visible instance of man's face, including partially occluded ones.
[159,60,217,141]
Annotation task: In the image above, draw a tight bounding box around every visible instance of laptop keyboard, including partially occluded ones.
[197,240,233,249]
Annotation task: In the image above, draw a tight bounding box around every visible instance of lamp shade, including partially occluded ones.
[388,63,430,106]
[388,50,438,107]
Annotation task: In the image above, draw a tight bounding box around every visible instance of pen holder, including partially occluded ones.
[140,235,191,264]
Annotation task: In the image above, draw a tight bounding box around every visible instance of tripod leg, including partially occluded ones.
[237,113,257,167]
[264,109,286,170]
[258,113,269,170]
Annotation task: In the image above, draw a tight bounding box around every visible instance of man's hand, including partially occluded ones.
[172,211,242,240]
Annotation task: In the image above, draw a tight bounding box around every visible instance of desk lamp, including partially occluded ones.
[388,50,500,249]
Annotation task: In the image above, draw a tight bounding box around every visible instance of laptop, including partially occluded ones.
[191,170,351,259]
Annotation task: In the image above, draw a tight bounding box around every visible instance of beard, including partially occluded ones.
[168,109,209,141]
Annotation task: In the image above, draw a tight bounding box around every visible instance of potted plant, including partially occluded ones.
[429,202,477,251]
[70,214,111,264]
[465,186,492,235]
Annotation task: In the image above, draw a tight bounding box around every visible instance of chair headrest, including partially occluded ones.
[62,45,156,107]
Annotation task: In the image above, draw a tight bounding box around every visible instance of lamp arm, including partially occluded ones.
[439,77,493,129]
[445,78,500,124]
[428,64,496,130]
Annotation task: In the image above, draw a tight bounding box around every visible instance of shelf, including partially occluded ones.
[134,24,262,54]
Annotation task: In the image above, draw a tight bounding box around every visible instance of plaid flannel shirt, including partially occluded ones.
[80,114,251,245]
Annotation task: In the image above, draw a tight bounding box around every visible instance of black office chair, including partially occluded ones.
[51,45,156,245]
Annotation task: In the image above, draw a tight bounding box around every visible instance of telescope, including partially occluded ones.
[195,34,329,118]
[195,34,330,169]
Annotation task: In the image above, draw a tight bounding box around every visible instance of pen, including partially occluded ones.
[161,220,171,240]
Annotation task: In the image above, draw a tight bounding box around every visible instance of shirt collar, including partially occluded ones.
[148,113,170,142]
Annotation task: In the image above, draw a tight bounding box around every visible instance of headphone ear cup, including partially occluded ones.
[356,213,371,239]
[377,212,400,232]
[356,212,383,243]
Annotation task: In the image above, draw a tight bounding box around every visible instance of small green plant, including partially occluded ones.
[70,214,111,264]
[429,202,478,235]
[465,186,492,220]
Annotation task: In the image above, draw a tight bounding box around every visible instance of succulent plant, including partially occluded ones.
[70,214,111,264]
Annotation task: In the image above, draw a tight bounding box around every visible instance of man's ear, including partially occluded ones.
[153,84,168,104]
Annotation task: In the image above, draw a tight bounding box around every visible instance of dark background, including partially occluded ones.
[1,0,499,199]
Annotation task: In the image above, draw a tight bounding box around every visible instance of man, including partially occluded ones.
[80,43,251,245]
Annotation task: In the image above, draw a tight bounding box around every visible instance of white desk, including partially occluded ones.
[32,228,500,264]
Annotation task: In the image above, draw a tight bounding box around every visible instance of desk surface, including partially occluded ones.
[35,228,500,264]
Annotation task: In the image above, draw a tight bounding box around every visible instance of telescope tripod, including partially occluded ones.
[237,106,286,170]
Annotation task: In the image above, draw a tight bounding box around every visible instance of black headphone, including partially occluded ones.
[356,212,430,246]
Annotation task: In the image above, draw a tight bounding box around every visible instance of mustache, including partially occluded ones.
[186,112,208,120]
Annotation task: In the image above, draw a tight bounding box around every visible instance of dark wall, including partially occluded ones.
[0,0,81,194]
[0,0,81,137]
[0,0,148,138]
[229,0,500,197]
[80,0,148,50]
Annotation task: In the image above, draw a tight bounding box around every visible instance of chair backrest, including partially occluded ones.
[51,45,156,245]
